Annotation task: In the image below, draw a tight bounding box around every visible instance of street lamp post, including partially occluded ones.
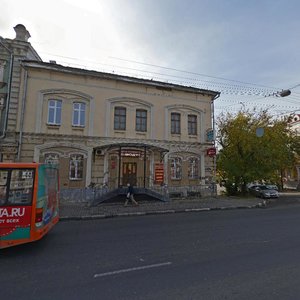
[279,89,291,97]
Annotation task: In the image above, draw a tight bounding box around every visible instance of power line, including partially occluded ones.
[38,51,283,96]
[37,50,299,115]
[273,109,300,117]
[109,56,280,90]
[290,83,300,89]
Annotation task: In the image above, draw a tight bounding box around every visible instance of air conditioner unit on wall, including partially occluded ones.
[95,149,104,156]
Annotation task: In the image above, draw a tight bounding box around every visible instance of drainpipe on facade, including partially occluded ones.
[0,38,14,140]
[118,146,122,187]
[17,68,28,161]
[143,146,147,188]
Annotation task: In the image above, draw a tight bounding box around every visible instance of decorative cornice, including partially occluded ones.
[21,60,220,98]
[20,132,212,155]
[39,88,93,100]
[107,97,153,107]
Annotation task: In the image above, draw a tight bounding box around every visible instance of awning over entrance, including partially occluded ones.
[93,142,169,188]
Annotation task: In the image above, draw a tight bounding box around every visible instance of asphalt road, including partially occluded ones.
[1,204,300,300]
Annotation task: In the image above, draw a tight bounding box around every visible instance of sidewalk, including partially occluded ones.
[59,196,265,221]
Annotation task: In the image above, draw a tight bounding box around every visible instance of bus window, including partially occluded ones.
[0,170,8,205]
[8,169,34,205]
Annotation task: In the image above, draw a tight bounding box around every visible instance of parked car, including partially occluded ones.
[265,184,278,191]
[249,185,279,199]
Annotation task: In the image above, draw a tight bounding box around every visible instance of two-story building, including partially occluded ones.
[0,25,220,199]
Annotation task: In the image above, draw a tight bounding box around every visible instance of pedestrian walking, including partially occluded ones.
[124,183,138,206]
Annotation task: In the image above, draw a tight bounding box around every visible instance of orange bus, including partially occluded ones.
[0,163,59,249]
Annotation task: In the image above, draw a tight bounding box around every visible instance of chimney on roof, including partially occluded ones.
[14,24,31,42]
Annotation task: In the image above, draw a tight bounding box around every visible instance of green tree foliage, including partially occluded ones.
[216,109,300,195]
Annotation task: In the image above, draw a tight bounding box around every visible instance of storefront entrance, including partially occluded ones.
[94,143,169,188]
[122,162,137,186]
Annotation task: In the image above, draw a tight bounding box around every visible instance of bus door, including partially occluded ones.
[35,164,59,229]
[0,168,35,247]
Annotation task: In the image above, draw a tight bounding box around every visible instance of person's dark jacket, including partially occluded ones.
[127,185,134,195]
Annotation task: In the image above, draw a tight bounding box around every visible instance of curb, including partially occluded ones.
[59,203,264,221]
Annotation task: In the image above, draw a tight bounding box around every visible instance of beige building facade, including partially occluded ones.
[1,25,220,197]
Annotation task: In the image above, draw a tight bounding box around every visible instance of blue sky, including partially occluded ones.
[1,0,299,116]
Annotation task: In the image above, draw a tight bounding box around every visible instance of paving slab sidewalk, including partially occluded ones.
[59,196,264,220]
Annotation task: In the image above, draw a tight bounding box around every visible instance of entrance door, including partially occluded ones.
[122,162,137,186]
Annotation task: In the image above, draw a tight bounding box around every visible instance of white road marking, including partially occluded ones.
[94,262,172,278]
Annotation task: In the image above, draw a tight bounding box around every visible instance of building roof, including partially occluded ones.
[21,60,220,98]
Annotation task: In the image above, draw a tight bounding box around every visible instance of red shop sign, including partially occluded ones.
[154,163,164,184]
[207,147,217,157]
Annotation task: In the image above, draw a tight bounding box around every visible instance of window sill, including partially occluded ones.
[47,124,60,129]
[114,130,126,133]
[72,126,85,130]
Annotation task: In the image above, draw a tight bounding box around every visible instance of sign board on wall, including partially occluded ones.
[206,129,214,142]
[207,147,217,157]
[154,163,164,184]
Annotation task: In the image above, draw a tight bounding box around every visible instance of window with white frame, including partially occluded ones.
[114,107,126,130]
[136,109,147,132]
[188,157,199,179]
[170,157,182,179]
[72,102,86,127]
[188,114,197,135]
[69,154,84,180]
[48,99,62,125]
[44,153,59,165]
[171,113,181,134]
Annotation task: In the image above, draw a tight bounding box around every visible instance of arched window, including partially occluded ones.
[188,157,199,179]
[170,157,182,179]
[188,114,197,135]
[72,102,86,127]
[69,154,84,180]
[171,113,181,134]
[136,109,147,132]
[47,99,62,125]
[114,106,126,130]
